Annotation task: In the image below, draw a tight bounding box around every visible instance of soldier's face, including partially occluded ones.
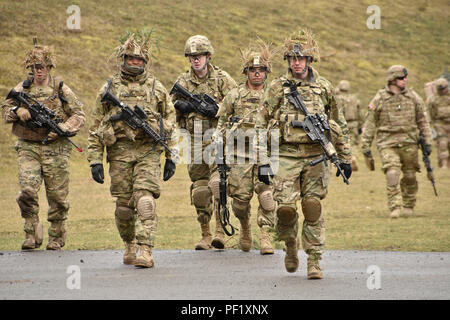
[288,56,308,78]
[394,76,407,90]
[189,54,208,71]
[125,56,145,67]
[31,64,49,82]
[247,67,267,86]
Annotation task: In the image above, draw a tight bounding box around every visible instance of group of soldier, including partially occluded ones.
[2,27,448,279]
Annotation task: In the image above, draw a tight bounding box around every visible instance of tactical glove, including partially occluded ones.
[163,159,176,181]
[336,162,352,181]
[174,100,195,114]
[91,163,104,184]
[257,164,274,185]
[16,107,31,122]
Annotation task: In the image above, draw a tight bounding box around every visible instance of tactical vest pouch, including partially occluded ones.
[280,113,310,143]
[12,122,49,142]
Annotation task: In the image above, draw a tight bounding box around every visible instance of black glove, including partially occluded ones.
[336,162,352,181]
[425,144,432,156]
[174,100,195,114]
[358,128,363,135]
[163,159,176,181]
[91,164,104,184]
[258,164,274,185]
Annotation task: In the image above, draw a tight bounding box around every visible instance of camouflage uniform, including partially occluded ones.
[256,29,352,277]
[361,65,432,217]
[172,35,237,250]
[426,78,450,168]
[87,31,177,267]
[1,43,85,250]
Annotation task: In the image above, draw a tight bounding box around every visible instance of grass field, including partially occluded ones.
[0,0,449,252]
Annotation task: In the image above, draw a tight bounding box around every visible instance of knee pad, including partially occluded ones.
[276,206,297,225]
[232,198,250,219]
[386,168,401,187]
[115,201,135,221]
[136,194,156,220]
[258,190,275,212]
[208,177,220,201]
[402,171,417,185]
[301,198,322,223]
[192,180,212,208]
[16,187,38,217]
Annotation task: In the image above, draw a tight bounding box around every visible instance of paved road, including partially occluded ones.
[0,249,449,300]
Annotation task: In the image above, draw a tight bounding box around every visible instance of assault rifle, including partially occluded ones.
[418,133,438,196]
[6,89,82,152]
[101,80,176,157]
[215,135,235,236]
[170,82,219,118]
[283,82,349,184]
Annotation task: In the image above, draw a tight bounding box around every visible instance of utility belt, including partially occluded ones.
[12,122,49,142]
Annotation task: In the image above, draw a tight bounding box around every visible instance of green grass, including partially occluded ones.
[0,0,449,252]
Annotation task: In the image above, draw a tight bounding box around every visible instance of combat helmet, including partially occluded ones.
[435,77,448,91]
[283,29,320,62]
[240,38,274,74]
[337,80,350,92]
[386,65,408,82]
[115,29,157,63]
[184,35,214,57]
[25,37,56,69]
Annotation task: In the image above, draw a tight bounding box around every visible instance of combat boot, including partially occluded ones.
[211,212,226,249]
[123,240,138,265]
[389,208,401,219]
[195,223,213,250]
[259,226,274,255]
[47,221,66,250]
[21,233,37,250]
[134,245,154,268]
[284,238,299,273]
[307,255,323,279]
[238,218,252,252]
[46,236,63,250]
[401,207,414,218]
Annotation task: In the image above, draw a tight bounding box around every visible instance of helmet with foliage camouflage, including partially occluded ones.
[436,77,448,90]
[25,37,56,69]
[115,29,159,63]
[184,35,214,57]
[240,38,274,74]
[337,80,350,92]
[283,29,320,62]
[386,65,408,82]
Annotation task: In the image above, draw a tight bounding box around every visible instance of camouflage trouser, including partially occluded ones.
[188,162,214,224]
[379,145,420,211]
[272,154,328,257]
[347,120,360,146]
[227,162,274,228]
[15,139,71,242]
[435,122,450,165]
[107,140,161,247]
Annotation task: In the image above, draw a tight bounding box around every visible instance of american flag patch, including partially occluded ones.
[368,103,374,110]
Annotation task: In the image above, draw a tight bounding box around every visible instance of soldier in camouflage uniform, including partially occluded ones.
[256,29,352,278]
[1,40,85,250]
[361,65,432,218]
[171,35,237,250]
[336,80,363,171]
[216,40,276,254]
[87,31,178,268]
[426,78,450,168]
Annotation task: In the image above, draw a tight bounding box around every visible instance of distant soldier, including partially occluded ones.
[1,40,85,250]
[336,80,363,170]
[215,39,276,254]
[361,65,432,218]
[171,35,237,250]
[427,78,450,168]
[87,30,178,268]
[256,29,352,278]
